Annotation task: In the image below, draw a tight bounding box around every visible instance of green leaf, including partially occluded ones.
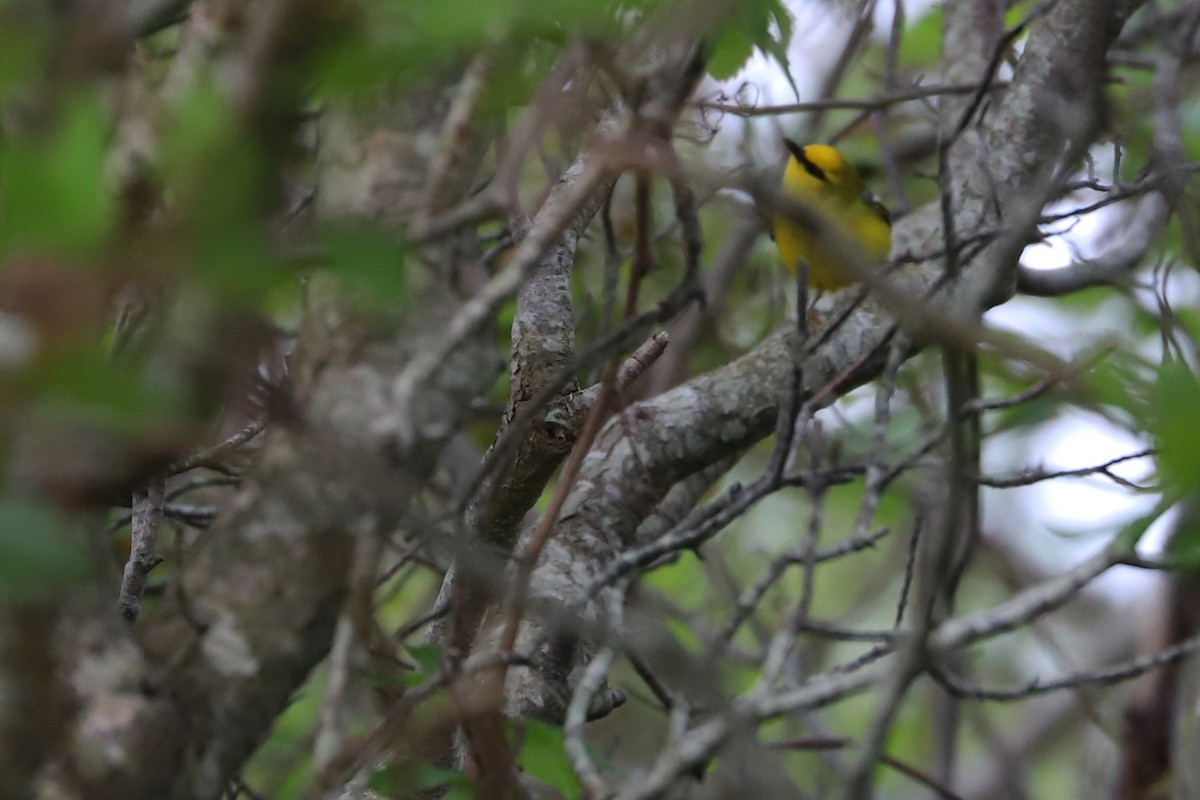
[708,25,755,81]
[1003,0,1039,27]
[367,765,406,796]
[757,0,797,98]
[0,97,116,258]
[163,78,238,169]
[322,227,408,312]
[0,494,90,599]
[316,0,639,98]
[1150,362,1200,492]
[400,643,441,686]
[515,719,582,797]
[708,0,795,93]
[162,79,285,300]
[35,345,192,433]
[1164,505,1200,570]
[1085,349,1154,423]
[369,764,475,800]
[0,16,47,98]
[1181,99,1200,162]
[242,667,323,795]
[1115,495,1176,553]
[898,7,942,69]
[195,226,282,301]
[415,765,476,800]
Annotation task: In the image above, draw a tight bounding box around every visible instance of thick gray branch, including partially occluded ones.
[485,0,1148,756]
[467,154,616,550]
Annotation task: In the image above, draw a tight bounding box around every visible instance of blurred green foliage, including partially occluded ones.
[321,227,409,314]
[0,97,115,259]
[317,0,664,99]
[370,763,475,799]
[1151,361,1200,495]
[707,0,794,84]
[162,82,288,300]
[33,344,193,431]
[515,719,584,796]
[0,493,89,599]
[0,0,1197,797]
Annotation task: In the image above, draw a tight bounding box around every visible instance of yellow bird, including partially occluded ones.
[772,140,892,292]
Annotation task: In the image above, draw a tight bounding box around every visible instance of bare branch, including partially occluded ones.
[166,417,267,477]
[696,80,1009,117]
[118,479,165,622]
[770,737,967,800]
[978,448,1155,489]
[933,632,1200,701]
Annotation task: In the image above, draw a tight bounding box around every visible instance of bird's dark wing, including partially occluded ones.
[860,191,891,226]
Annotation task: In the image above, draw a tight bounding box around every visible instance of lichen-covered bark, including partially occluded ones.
[500,300,897,720]
[468,152,617,552]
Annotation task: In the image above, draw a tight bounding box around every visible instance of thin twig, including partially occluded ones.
[167,417,267,476]
[564,580,629,797]
[696,81,1010,118]
[977,449,1155,489]
[118,479,165,622]
[932,632,1200,701]
[886,507,921,631]
[768,737,966,800]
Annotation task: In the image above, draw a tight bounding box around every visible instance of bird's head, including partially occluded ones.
[782,139,864,200]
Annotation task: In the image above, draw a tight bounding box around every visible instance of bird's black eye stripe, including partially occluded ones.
[795,148,828,182]
[782,138,828,182]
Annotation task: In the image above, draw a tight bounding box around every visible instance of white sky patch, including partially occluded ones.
[1023,199,1115,270]
[1019,143,1128,273]
[986,409,1154,533]
[982,408,1161,601]
[704,0,940,164]
[985,292,1135,359]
